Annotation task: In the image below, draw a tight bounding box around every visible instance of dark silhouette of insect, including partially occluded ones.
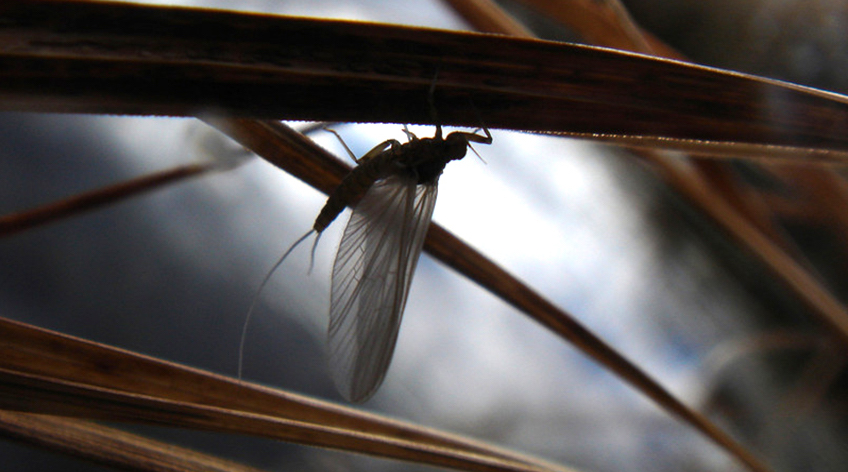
[241,117,491,402]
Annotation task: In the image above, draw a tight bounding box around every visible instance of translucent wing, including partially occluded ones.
[328,173,438,402]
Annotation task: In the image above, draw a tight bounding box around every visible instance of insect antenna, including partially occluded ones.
[238,228,316,380]
[468,141,488,164]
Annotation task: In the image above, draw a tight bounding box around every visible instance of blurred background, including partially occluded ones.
[1,1,846,471]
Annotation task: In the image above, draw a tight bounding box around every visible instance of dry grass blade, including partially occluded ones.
[2,2,842,471]
[440,0,534,36]
[501,0,848,367]
[457,4,847,469]
[512,0,807,255]
[698,332,846,447]
[648,159,848,340]
[511,0,808,251]
[210,119,769,472]
[0,316,574,472]
[3,1,848,161]
[0,410,269,472]
[517,0,680,57]
[0,164,215,237]
[518,0,848,319]
[767,164,848,235]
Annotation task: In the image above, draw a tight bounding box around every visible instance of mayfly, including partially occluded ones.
[242,116,491,403]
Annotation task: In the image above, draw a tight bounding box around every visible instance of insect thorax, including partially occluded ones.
[395,134,470,184]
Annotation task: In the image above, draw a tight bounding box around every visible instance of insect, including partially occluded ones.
[241,116,491,403]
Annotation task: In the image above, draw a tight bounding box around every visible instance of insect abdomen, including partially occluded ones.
[313,150,396,232]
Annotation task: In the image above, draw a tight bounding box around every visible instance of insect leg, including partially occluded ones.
[454,121,492,163]
[324,128,359,162]
[459,125,493,145]
[359,140,399,164]
[465,101,493,145]
[451,100,493,147]
[401,125,419,142]
[326,128,399,165]
[466,127,492,163]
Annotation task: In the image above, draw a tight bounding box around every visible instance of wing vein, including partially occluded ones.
[327,174,438,402]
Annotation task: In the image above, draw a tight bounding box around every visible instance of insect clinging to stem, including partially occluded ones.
[240,87,492,403]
